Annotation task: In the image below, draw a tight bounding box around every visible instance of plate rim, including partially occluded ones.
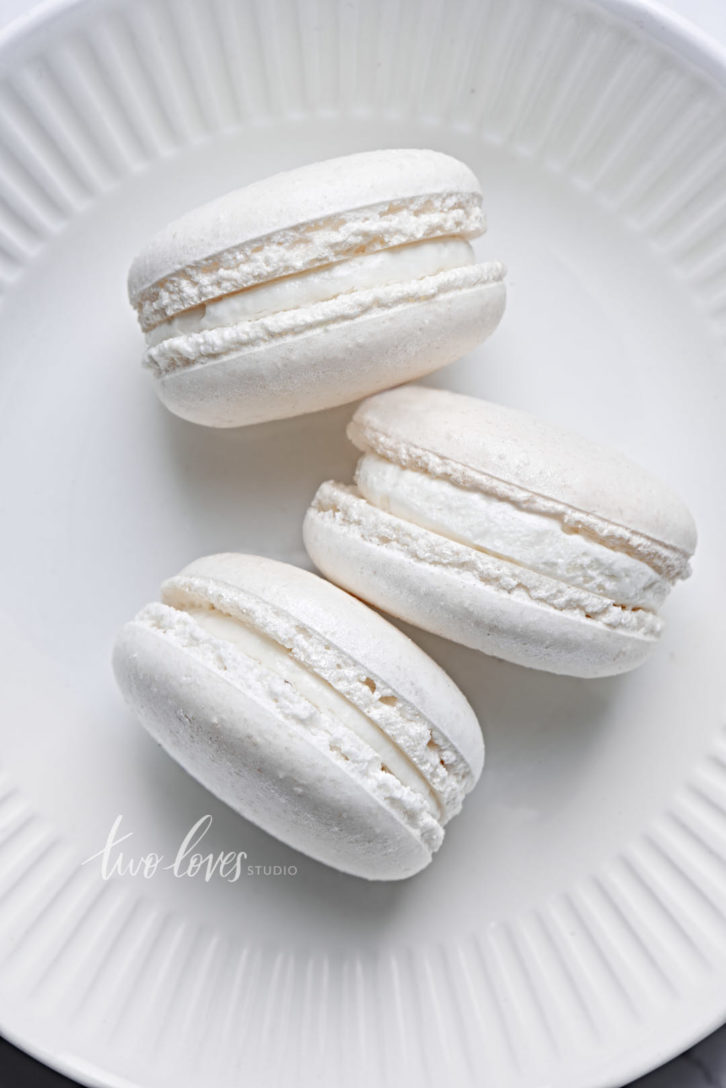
[0,0,724,1085]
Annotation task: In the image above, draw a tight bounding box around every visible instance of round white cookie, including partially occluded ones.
[113,553,484,880]
[127,150,506,427]
[303,386,697,678]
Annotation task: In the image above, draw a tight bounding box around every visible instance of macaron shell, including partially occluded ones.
[152,276,505,429]
[349,386,697,556]
[170,552,483,781]
[128,149,483,305]
[114,622,434,880]
[303,495,657,678]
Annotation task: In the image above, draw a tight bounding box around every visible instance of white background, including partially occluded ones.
[0,1,724,1086]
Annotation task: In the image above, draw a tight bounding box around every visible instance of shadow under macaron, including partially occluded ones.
[386,618,624,811]
[154,396,359,568]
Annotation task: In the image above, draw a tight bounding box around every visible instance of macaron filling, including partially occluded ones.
[146,237,479,347]
[355,454,670,611]
[185,603,440,817]
[306,482,664,639]
[160,570,477,818]
[130,176,487,333]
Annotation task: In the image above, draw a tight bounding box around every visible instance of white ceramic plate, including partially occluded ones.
[1,0,725,1085]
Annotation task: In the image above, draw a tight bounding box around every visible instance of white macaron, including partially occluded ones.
[303,386,697,678]
[113,553,483,880]
[127,150,506,428]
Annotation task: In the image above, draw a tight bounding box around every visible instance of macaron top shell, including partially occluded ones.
[165,553,483,784]
[128,150,485,331]
[348,386,697,571]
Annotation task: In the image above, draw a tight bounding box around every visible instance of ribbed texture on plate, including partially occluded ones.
[0,0,723,322]
[0,0,723,329]
[0,1,725,1086]
[0,743,725,1086]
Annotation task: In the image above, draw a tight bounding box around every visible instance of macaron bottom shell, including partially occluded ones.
[113,621,437,881]
[152,275,505,428]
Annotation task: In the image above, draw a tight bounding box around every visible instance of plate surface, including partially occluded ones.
[1,0,725,1085]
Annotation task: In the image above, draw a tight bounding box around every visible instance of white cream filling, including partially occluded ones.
[147,237,475,345]
[355,455,670,611]
[186,605,439,817]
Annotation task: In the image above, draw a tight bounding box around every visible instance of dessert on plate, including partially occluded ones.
[113,553,484,880]
[304,385,697,677]
[127,149,506,427]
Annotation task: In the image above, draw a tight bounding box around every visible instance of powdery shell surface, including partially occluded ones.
[113,554,484,880]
